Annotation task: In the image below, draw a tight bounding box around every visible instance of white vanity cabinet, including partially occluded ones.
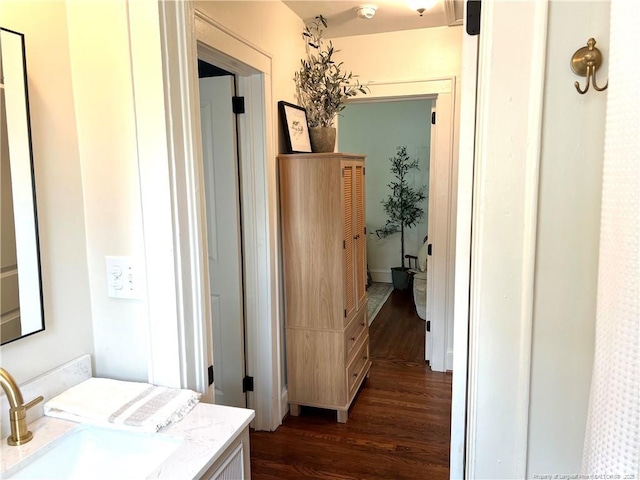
[0,356,255,480]
[201,428,250,480]
[1,405,254,480]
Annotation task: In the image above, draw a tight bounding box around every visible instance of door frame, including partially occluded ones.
[459,0,550,477]
[192,8,283,431]
[342,77,457,373]
[339,94,436,285]
[449,6,479,476]
[134,1,283,431]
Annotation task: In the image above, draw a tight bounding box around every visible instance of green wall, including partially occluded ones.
[338,99,432,282]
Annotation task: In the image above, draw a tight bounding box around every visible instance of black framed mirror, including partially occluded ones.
[1,27,45,344]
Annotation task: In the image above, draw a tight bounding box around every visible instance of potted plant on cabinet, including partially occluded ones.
[294,15,368,153]
[376,146,427,290]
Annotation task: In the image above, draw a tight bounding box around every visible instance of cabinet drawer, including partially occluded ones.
[345,309,367,361]
[345,298,367,330]
[347,336,369,395]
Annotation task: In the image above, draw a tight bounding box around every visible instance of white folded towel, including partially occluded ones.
[44,378,201,432]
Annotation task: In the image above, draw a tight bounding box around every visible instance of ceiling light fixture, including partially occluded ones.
[407,0,437,16]
[356,4,378,19]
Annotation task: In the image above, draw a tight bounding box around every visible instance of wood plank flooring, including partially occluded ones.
[249,289,453,480]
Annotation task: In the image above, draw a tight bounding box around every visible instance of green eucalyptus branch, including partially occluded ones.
[295,15,368,128]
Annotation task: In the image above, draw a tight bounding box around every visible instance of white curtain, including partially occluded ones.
[582,0,640,475]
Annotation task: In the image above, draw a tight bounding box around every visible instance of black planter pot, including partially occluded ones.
[391,267,410,291]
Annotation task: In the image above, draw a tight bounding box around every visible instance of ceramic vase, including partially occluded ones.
[309,127,336,153]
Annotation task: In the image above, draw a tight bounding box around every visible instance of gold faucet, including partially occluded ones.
[0,368,43,446]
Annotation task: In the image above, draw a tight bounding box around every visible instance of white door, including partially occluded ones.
[425,104,437,362]
[199,75,246,408]
[425,93,455,373]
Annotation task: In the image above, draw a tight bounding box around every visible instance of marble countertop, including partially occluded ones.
[150,403,254,479]
[0,416,77,474]
[1,403,255,479]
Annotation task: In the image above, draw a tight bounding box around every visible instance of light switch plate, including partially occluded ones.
[105,256,140,300]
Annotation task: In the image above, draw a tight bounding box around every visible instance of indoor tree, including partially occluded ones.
[376,146,426,288]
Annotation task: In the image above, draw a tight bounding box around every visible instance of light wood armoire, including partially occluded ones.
[278,153,370,423]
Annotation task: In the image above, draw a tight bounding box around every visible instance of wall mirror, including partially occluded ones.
[1,27,45,345]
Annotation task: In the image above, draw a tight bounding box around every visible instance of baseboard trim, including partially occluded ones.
[446,349,454,371]
[370,269,392,284]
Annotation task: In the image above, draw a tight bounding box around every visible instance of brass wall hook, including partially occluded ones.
[571,38,608,94]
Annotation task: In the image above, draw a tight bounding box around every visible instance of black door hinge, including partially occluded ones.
[232,96,245,114]
[427,244,433,256]
[343,240,346,249]
[364,227,367,234]
[242,376,254,392]
[344,309,347,318]
[363,167,366,175]
[208,365,214,386]
[431,111,436,124]
[466,0,481,36]
[426,321,431,332]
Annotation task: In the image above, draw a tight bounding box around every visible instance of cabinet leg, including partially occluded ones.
[337,410,348,423]
[289,404,300,417]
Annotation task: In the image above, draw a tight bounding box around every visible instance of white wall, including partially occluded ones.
[527,1,609,475]
[0,0,94,383]
[332,26,463,85]
[66,1,148,382]
[195,1,305,152]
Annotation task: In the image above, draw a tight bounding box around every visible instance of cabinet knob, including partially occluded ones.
[351,337,356,341]
[353,373,358,378]
[360,322,365,327]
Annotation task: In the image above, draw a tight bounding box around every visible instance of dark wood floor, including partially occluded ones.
[249,289,453,480]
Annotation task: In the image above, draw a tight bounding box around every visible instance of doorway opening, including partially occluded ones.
[336,78,456,377]
[190,17,284,430]
[197,59,248,409]
[338,98,434,347]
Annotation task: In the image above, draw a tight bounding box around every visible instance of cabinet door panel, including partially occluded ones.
[343,164,356,321]
[354,163,367,309]
[280,156,344,330]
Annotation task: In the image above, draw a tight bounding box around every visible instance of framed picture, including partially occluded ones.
[278,101,312,153]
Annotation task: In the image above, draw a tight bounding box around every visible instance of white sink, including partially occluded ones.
[5,425,183,479]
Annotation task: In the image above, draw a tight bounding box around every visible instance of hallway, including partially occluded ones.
[250,289,452,479]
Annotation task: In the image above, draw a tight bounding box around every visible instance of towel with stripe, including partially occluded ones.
[44,377,201,432]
